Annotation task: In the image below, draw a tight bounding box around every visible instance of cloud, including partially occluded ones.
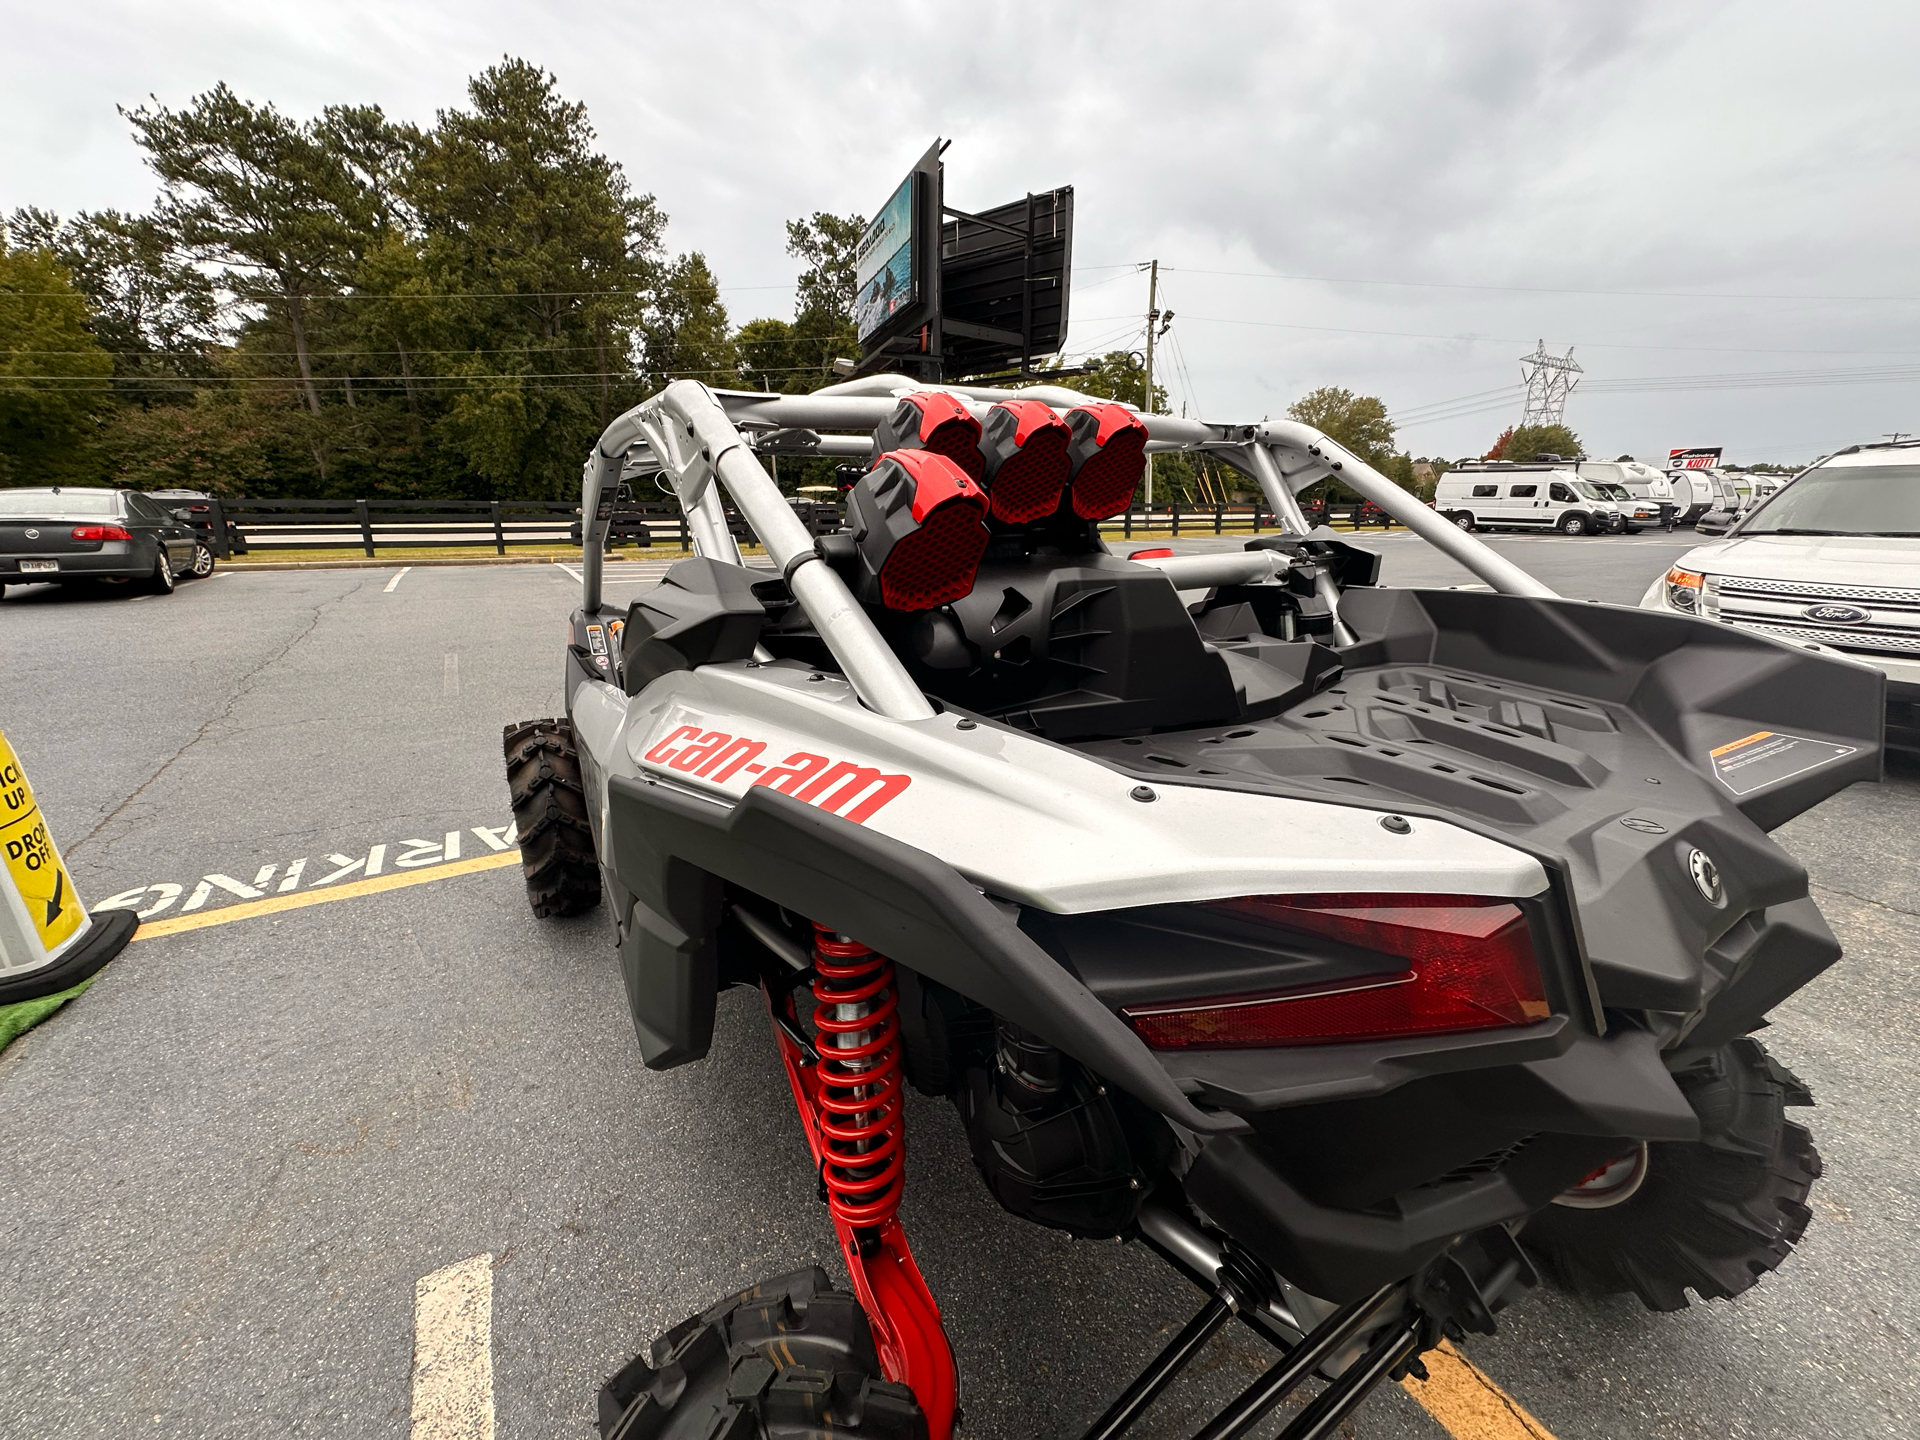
[2,0,1913,461]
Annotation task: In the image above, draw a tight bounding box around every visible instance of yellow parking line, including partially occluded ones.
[125,851,523,940]
[1401,1340,1557,1439]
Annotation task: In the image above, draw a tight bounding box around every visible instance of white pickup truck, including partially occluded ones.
[1641,438,1920,751]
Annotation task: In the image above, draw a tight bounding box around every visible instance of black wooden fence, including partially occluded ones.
[196,495,1397,558]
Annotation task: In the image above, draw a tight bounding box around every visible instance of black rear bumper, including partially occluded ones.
[601,773,1710,1302]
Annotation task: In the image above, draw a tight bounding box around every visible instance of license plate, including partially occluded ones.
[18,559,57,573]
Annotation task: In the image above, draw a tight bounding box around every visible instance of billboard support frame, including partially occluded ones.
[853,142,1074,384]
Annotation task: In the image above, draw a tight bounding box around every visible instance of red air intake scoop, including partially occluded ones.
[872,392,984,482]
[850,451,990,611]
[1065,404,1150,520]
[978,400,1073,523]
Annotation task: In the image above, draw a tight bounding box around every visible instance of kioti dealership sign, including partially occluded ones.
[1669,447,1723,469]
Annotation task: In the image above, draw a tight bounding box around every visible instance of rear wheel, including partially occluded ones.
[189,542,215,578]
[143,550,176,595]
[1521,1037,1820,1311]
[598,1267,926,1439]
[503,717,601,918]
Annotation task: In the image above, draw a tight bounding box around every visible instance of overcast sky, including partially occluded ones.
[3,0,1915,464]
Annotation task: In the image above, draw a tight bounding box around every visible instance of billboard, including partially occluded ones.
[940,186,1074,378]
[854,175,919,344]
[1669,447,1723,470]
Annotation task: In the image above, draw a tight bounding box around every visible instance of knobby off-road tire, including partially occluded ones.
[503,717,601,918]
[598,1267,926,1440]
[1521,1037,1820,1312]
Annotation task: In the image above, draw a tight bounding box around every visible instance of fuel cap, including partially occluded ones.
[1688,848,1725,906]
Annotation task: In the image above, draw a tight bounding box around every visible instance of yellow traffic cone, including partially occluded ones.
[0,729,137,1005]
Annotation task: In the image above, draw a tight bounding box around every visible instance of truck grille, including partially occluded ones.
[1711,575,1920,658]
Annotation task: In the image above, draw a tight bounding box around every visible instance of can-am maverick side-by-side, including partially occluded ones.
[505,375,1882,1440]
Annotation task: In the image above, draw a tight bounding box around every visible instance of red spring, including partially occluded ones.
[810,924,905,1230]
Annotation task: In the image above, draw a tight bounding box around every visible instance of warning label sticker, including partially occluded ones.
[1708,730,1857,797]
[0,733,85,955]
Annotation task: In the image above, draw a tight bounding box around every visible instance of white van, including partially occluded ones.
[1436,463,1624,535]
[1575,460,1675,530]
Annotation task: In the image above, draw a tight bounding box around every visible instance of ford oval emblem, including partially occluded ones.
[1804,603,1870,624]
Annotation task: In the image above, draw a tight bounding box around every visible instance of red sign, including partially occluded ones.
[1669,447,1723,470]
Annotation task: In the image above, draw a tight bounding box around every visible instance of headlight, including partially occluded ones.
[1665,567,1704,611]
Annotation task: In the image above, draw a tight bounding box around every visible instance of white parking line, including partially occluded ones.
[410,1253,494,1440]
[443,650,460,697]
[384,567,413,593]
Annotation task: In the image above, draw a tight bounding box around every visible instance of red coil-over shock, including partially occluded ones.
[810,925,907,1230]
[763,922,957,1438]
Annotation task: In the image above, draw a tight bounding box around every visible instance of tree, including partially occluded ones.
[124,84,385,415]
[734,317,799,393]
[1287,387,1395,469]
[410,59,664,493]
[1485,426,1514,460]
[642,252,735,387]
[1503,423,1582,462]
[1063,350,1164,410]
[770,212,864,390]
[787,213,863,320]
[0,244,114,483]
[8,206,220,397]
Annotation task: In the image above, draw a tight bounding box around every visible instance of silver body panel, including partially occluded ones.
[569,663,1549,915]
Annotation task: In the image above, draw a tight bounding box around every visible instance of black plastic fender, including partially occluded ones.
[602,775,1245,1134]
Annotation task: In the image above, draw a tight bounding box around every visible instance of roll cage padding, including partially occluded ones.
[602,775,1247,1135]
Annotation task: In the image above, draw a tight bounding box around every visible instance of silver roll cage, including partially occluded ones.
[578,375,1560,722]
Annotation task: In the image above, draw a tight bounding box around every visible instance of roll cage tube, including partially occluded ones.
[1255,420,1561,600]
[576,381,1560,696]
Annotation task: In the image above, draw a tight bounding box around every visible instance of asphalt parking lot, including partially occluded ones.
[2,532,1915,1440]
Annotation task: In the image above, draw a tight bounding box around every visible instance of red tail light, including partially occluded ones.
[71,525,133,542]
[1065,404,1149,519]
[1128,547,1174,560]
[850,450,990,611]
[1122,893,1550,1049]
[872,392,984,482]
[978,400,1072,522]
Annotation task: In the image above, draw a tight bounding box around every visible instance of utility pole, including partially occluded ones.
[1143,259,1159,504]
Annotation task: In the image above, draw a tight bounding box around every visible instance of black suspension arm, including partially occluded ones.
[1188,1283,1400,1440]
[1076,1295,1234,1440]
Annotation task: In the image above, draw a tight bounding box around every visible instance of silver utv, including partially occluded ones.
[512,375,1881,1440]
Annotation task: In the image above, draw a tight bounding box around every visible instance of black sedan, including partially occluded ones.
[1,487,204,598]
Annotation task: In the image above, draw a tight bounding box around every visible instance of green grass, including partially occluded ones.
[0,975,94,1055]
[229,543,704,564]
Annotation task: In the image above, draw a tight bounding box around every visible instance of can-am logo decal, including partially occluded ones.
[641,725,910,824]
[1802,604,1870,624]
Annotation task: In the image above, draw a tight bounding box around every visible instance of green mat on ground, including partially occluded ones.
[0,976,96,1056]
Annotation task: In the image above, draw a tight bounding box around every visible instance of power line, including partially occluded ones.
[1072,312,1920,358]
[1158,265,1920,305]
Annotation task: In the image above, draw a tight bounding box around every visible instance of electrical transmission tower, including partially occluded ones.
[1518,340,1582,428]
